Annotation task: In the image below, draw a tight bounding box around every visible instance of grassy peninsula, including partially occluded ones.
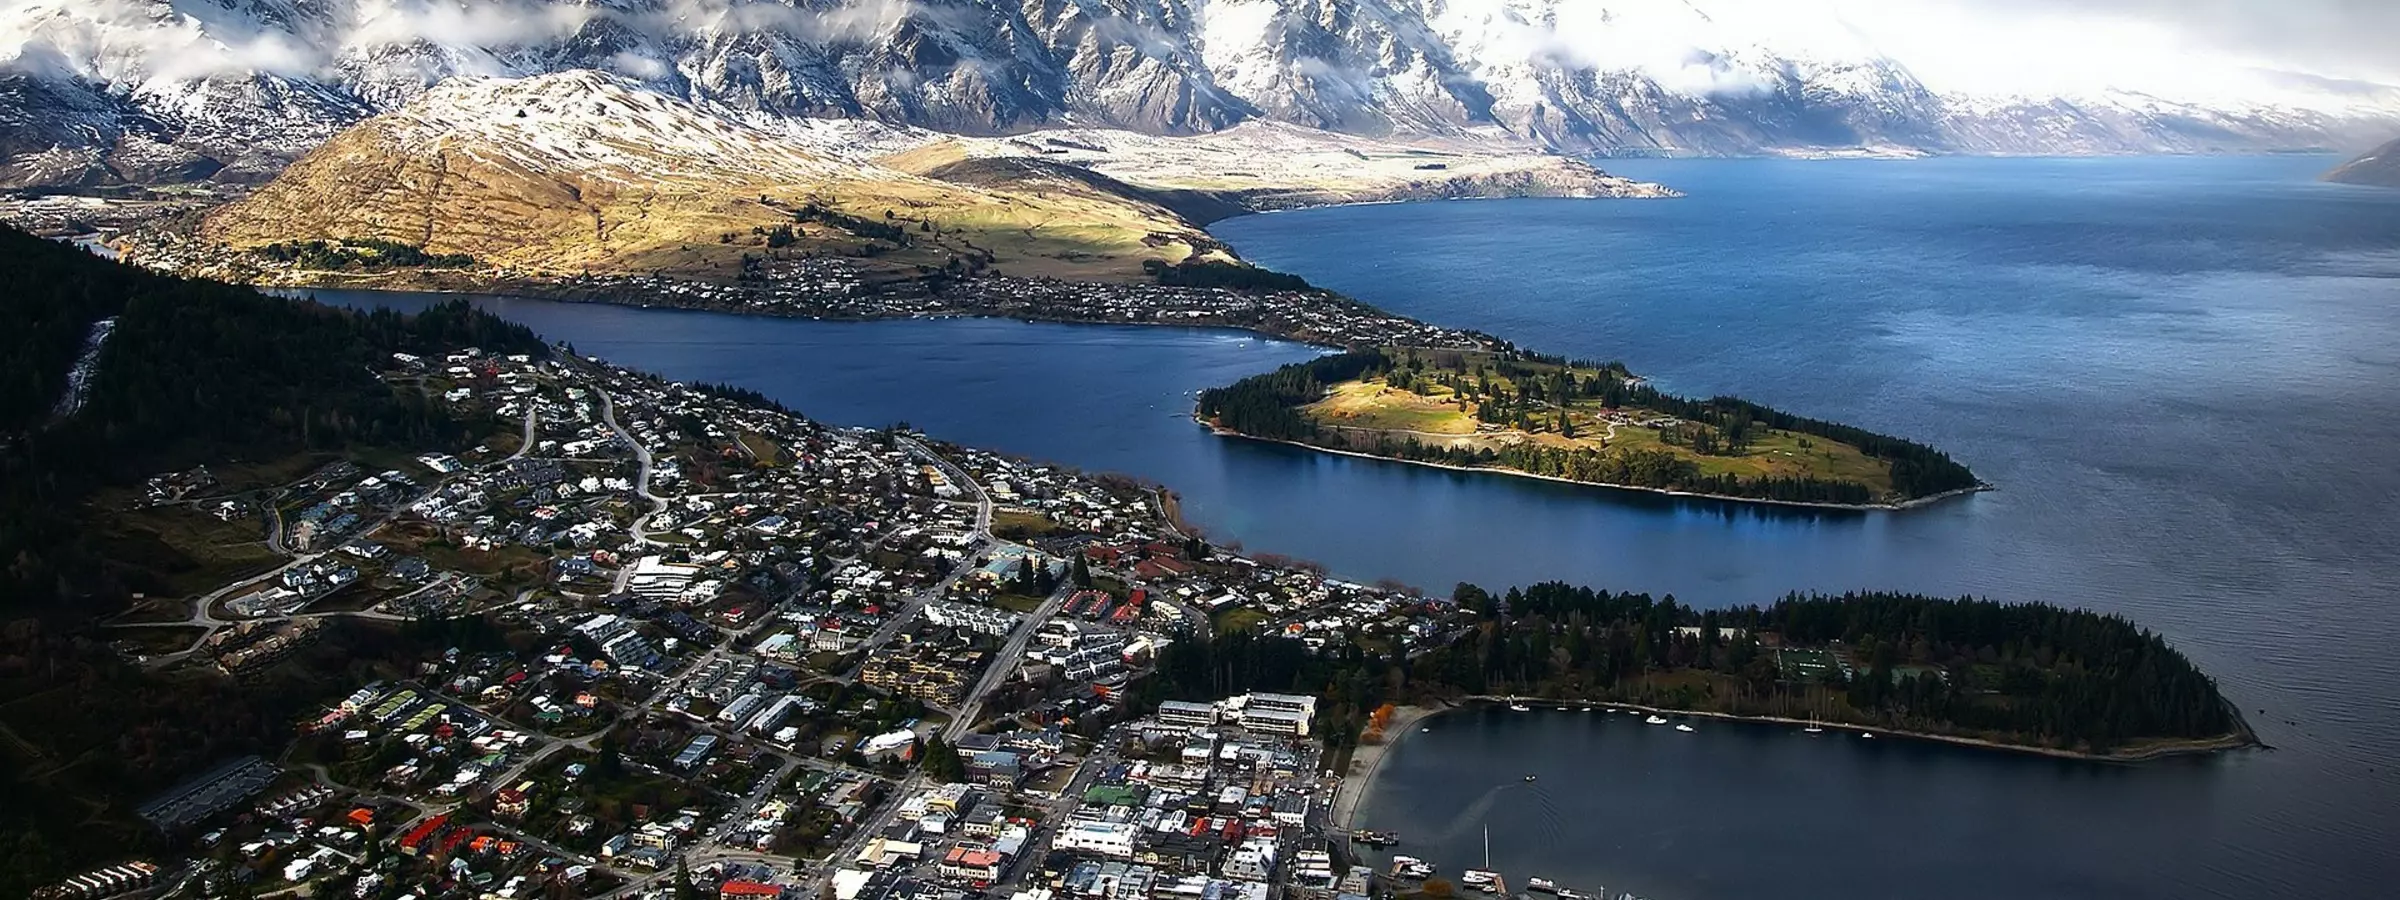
[1196,347,1982,507]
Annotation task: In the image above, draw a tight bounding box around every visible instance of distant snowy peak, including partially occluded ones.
[4,0,2400,187]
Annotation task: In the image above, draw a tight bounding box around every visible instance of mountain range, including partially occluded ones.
[175,70,1662,286]
[9,0,2400,189]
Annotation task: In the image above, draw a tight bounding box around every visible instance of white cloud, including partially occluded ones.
[343,1,596,55]
[609,51,670,81]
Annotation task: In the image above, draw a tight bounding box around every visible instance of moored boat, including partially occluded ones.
[1388,855,1434,879]
[1674,723,1696,733]
[1528,877,1559,893]
[1644,715,1668,725]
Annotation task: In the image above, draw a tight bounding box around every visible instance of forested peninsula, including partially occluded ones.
[1149,584,2251,761]
[1195,347,1983,507]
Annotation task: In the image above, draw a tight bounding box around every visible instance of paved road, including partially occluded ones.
[842,438,1008,679]
[113,402,556,668]
[590,378,669,548]
[947,581,1070,742]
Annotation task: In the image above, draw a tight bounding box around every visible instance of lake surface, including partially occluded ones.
[322,154,2400,900]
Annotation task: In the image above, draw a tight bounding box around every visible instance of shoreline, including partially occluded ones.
[1197,417,1992,513]
[1331,703,1447,832]
[1450,695,2260,763]
[249,272,1441,353]
[279,278,1356,349]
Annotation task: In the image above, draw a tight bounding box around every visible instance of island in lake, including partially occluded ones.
[1196,347,1984,508]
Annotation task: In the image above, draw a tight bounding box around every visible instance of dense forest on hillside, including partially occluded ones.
[1195,349,1980,503]
[0,228,555,893]
[1148,581,2235,756]
[0,226,545,614]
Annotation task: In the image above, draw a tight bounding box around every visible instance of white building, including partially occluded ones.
[1155,701,1218,728]
[1054,821,1139,859]
[924,601,1022,638]
[1231,692,1316,736]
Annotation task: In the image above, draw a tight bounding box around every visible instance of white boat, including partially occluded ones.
[1528,877,1559,893]
[1804,715,1823,734]
[1421,726,1432,733]
[1644,715,1668,725]
[1389,856,1434,880]
[1674,723,1696,733]
[1461,826,1505,893]
[1861,732,1875,739]
[1508,697,1531,712]
[1555,706,1570,711]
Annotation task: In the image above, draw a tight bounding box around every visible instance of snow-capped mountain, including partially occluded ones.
[6,0,2399,187]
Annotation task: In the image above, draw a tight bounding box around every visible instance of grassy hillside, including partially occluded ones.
[189,73,1231,286]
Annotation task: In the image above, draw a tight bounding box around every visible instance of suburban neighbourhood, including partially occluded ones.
[61,340,1472,900]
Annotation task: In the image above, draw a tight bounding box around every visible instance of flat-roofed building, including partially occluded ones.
[1156,701,1218,728]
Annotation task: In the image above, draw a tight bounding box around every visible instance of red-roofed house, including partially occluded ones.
[397,815,449,856]
[941,846,1005,883]
[720,881,784,899]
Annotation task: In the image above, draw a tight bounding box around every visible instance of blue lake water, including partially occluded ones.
[320,154,2400,900]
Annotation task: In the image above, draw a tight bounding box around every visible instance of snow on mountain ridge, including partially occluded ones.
[372,70,859,184]
[5,0,2399,188]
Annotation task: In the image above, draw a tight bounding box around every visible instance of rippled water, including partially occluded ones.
[1217,156,2400,900]
[320,154,2400,900]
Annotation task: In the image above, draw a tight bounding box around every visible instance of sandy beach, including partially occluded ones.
[1330,702,1448,831]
